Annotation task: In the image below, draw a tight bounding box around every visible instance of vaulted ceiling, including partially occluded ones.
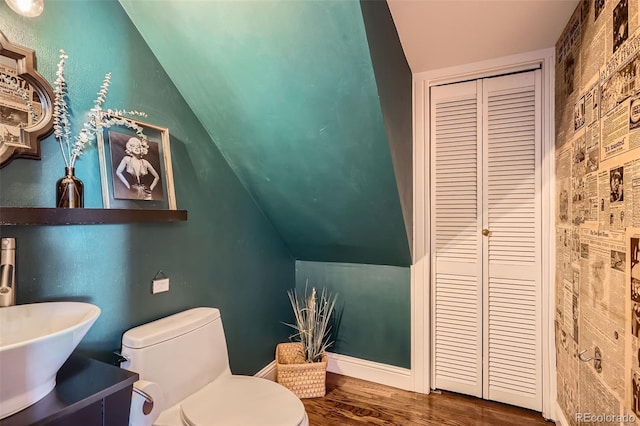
[121,0,579,268]
[120,0,412,266]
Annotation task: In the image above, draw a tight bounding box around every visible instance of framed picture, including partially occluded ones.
[97,117,176,210]
[0,31,55,168]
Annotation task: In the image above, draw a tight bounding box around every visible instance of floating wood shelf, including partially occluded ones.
[0,207,187,225]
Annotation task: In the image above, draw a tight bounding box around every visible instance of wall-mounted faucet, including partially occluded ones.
[0,238,16,307]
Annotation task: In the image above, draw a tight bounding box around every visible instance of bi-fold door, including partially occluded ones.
[430,70,542,411]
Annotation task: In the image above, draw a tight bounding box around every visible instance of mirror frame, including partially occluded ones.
[0,31,54,168]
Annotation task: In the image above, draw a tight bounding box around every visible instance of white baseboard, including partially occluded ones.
[254,360,276,381]
[325,351,413,391]
[555,402,569,426]
[255,353,413,391]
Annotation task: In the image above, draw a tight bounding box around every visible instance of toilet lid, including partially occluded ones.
[180,375,307,426]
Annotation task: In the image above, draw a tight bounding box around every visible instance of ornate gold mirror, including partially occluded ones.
[0,31,54,168]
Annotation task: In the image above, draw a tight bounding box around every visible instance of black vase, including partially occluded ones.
[56,167,84,208]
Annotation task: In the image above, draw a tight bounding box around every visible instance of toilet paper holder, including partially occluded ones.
[133,385,155,415]
[114,351,155,414]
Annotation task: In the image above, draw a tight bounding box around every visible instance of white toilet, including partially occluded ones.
[120,307,309,426]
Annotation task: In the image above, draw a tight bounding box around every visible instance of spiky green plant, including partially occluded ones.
[284,286,338,363]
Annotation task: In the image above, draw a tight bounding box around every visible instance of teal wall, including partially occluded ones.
[121,0,411,267]
[0,1,295,374]
[360,0,413,259]
[295,260,410,368]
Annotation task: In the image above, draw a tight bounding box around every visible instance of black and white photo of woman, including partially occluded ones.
[108,131,165,201]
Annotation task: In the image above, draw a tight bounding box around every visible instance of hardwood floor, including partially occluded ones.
[302,373,555,426]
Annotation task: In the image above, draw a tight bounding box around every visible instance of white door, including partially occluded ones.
[430,80,484,398]
[431,70,542,411]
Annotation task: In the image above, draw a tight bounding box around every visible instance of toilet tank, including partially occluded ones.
[120,308,231,408]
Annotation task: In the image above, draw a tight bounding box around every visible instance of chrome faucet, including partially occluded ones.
[0,237,16,307]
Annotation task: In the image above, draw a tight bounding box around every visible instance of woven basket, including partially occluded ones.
[276,342,327,398]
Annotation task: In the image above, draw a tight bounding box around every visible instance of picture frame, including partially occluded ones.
[0,31,55,168]
[97,117,176,210]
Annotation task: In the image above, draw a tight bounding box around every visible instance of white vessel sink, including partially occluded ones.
[0,302,100,419]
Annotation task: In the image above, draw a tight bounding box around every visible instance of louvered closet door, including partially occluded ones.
[482,71,541,411]
[430,80,483,398]
[430,70,542,411]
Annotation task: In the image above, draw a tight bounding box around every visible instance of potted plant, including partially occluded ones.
[277,286,338,398]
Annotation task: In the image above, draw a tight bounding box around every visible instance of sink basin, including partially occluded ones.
[0,302,100,419]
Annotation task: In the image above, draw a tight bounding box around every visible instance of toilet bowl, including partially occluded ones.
[120,308,308,426]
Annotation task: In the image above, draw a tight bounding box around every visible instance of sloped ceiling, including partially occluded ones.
[120,0,577,268]
[388,0,579,73]
[120,0,411,266]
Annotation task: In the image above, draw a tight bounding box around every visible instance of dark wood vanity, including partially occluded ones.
[0,354,138,426]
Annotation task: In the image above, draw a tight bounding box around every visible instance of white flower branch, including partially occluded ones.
[52,49,147,169]
[53,49,71,167]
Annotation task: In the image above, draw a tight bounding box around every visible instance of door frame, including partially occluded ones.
[411,48,557,420]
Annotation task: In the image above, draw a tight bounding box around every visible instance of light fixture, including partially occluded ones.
[4,0,43,17]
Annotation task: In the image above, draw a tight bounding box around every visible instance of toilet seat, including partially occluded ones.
[179,375,307,426]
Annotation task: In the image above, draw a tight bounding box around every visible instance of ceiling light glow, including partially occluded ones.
[5,0,43,17]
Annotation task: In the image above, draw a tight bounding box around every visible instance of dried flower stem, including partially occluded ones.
[53,50,71,167]
[284,284,337,363]
[52,49,147,169]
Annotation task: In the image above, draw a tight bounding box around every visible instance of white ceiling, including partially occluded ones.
[387,0,580,73]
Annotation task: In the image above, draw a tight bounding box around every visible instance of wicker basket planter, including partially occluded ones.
[276,342,327,398]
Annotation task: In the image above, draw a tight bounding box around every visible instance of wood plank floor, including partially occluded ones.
[302,373,555,426]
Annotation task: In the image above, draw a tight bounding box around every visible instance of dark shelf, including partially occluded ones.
[0,207,187,225]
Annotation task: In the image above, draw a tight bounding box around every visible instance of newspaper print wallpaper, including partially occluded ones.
[555,0,640,424]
